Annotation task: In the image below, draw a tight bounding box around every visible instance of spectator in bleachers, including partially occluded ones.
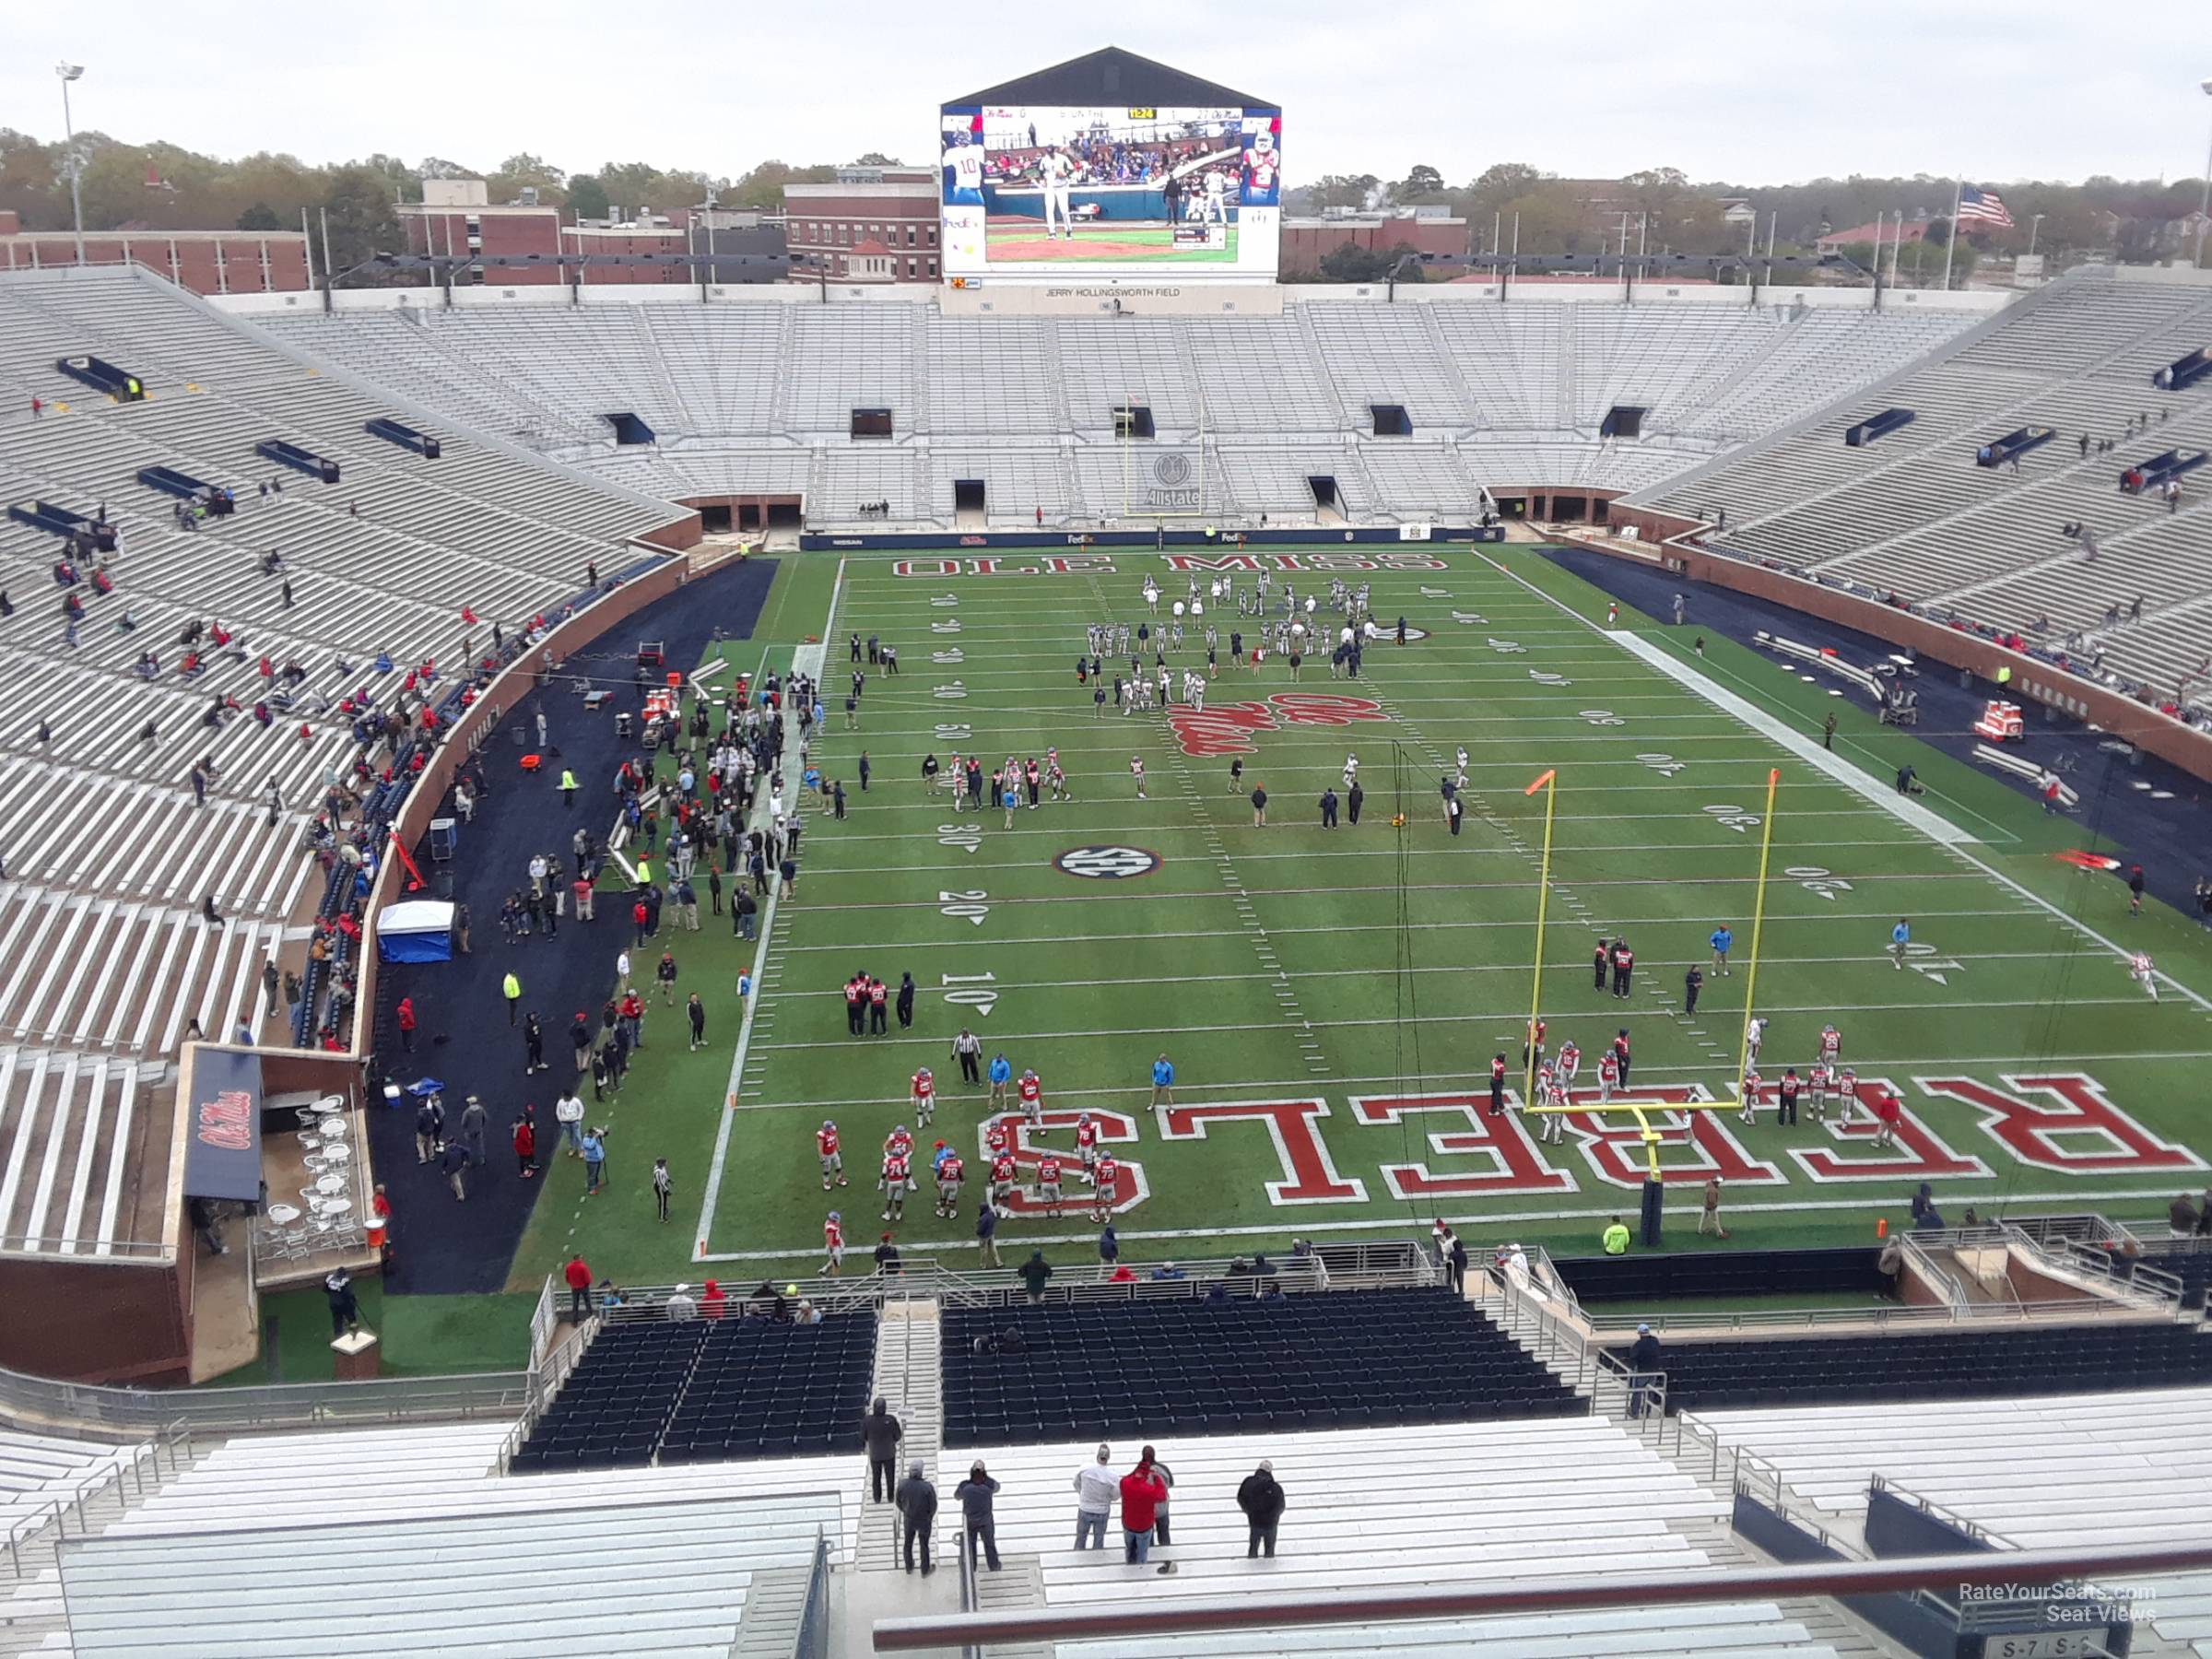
[1237,1461,1285,1558]
[1073,1444,1116,1550]
[1018,1249,1053,1303]
[1627,1324,1665,1418]
[897,1460,937,1575]
[864,1398,903,1502]
[956,1462,1002,1571]
[1120,1451,1170,1569]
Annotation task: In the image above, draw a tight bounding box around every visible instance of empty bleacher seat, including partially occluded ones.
[942,1288,1578,1446]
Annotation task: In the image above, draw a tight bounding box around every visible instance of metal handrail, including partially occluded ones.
[601,1255,1336,1323]
[793,1527,832,1659]
[1,1418,196,1580]
[0,1362,529,1436]
[497,1315,598,1475]
[872,1541,2212,1651]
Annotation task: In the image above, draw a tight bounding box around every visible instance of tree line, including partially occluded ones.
[4,125,2203,282]
[0,131,888,275]
[1293,161,2211,276]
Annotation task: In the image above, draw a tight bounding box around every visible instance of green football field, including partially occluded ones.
[983,222,1240,263]
[510,543,2212,1292]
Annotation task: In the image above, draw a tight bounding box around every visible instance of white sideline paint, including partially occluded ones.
[1488,555,2212,1013]
[695,559,848,1255]
[1611,631,1976,847]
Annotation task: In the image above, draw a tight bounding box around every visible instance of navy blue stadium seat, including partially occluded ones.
[1604,1319,2212,1414]
[518,1311,878,1470]
[941,1288,1577,1445]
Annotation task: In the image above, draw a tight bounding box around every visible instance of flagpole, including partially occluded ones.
[1735,769,1782,1105]
[1524,769,1558,1108]
[1943,175,1962,290]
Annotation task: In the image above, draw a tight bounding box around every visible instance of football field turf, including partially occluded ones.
[983,223,1239,263]
[511,543,2212,1290]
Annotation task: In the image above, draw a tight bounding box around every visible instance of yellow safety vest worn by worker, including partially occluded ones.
[503,973,521,1000]
[1602,1222,1631,1255]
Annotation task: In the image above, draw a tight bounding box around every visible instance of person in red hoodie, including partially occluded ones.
[563,1253,593,1322]
[512,1112,538,1180]
[395,995,418,1052]
[1119,1449,1170,1568]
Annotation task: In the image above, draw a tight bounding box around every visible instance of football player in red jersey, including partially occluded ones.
[1596,1049,1619,1103]
[817,1120,846,1190]
[1488,1053,1508,1116]
[990,1151,1018,1212]
[1018,1067,1044,1132]
[821,1210,845,1276]
[935,1151,965,1218]
[1074,1112,1100,1176]
[881,1149,912,1221]
[1090,1152,1120,1221]
[1036,1152,1065,1218]
[911,1066,936,1128]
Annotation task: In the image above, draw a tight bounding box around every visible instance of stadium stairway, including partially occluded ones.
[855,1299,943,1572]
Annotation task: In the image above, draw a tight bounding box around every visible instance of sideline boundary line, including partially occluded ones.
[1483,552,2212,1013]
[695,556,848,1256]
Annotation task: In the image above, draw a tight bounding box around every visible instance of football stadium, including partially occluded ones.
[1,35,2211,1659]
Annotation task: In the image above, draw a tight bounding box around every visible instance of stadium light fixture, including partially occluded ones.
[56,62,86,266]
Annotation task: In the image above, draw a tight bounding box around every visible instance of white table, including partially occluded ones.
[315,1173,348,1196]
[266,1204,301,1225]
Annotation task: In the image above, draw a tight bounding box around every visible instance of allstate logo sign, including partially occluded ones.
[1146,453,1201,511]
[1053,845,1163,880]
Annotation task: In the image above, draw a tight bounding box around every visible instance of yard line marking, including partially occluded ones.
[686,1180,2192,1260]
[1488,550,2210,1009]
[695,555,848,1256]
[746,993,2156,1053]
[716,1045,2212,1112]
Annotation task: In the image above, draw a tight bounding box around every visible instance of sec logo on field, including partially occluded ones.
[1053,845,1162,880]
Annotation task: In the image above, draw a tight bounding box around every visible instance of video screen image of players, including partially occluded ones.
[940,103,1281,274]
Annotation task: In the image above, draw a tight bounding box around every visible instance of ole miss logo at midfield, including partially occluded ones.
[1170,692,1390,758]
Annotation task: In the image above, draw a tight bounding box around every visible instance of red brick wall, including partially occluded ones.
[1282,219,1465,276]
[0,1254,191,1384]
[0,233,309,295]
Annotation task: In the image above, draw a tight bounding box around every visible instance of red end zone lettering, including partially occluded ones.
[1166,702,1278,758]
[1168,693,1389,758]
[1919,1074,2208,1175]
[892,560,962,577]
[1783,1077,1993,1183]
[1558,1086,1787,1189]
[1155,1099,1367,1204]
[1348,1093,1576,1199]
[978,1110,1150,1216]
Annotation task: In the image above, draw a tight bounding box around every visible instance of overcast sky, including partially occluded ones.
[11,0,2212,189]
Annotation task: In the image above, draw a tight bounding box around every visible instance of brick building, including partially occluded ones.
[399,179,564,284]
[782,167,940,284]
[1281,212,1467,277]
[0,209,307,294]
[400,181,786,285]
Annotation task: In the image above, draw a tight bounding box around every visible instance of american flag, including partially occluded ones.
[1955,183,2014,229]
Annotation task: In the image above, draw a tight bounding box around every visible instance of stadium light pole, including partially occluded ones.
[2027,214,2044,257]
[56,62,87,266]
[2196,77,2212,270]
